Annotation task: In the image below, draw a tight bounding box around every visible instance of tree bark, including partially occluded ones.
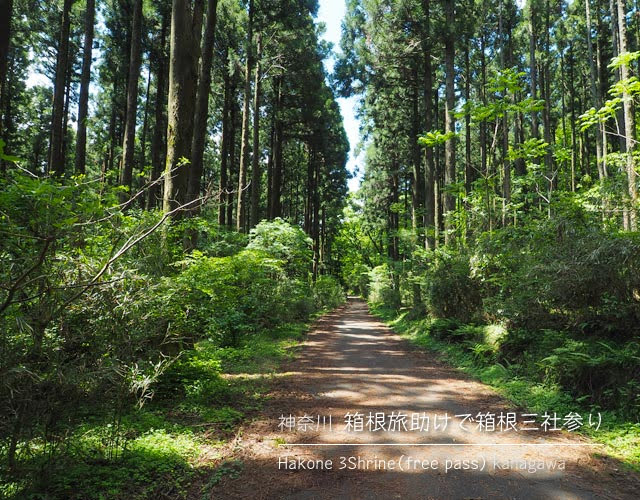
[236,0,254,232]
[528,0,539,139]
[610,0,626,151]
[148,12,169,209]
[585,0,605,183]
[227,73,239,227]
[163,0,204,215]
[270,76,284,219]
[218,58,231,226]
[0,0,12,106]
[120,0,143,200]
[617,0,638,230]
[74,0,95,175]
[48,0,74,175]
[249,32,263,228]
[423,0,435,250]
[188,0,219,210]
[443,0,456,245]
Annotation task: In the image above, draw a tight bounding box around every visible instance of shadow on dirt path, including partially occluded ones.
[202,298,640,499]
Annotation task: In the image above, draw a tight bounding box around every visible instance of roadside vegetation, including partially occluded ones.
[0,177,344,499]
[355,204,640,470]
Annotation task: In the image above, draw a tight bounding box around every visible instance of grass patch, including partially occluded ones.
[370,304,640,472]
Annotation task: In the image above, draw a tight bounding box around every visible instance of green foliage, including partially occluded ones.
[423,252,482,323]
[312,275,346,310]
[418,130,456,148]
[247,218,312,277]
[368,264,400,308]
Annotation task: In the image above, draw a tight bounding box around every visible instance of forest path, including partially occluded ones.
[204,298,639,499]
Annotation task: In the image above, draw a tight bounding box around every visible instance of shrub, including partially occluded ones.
[247,218,312,277]
[313,275,346,310]
[368,264,400,308]
[424,253,482,322]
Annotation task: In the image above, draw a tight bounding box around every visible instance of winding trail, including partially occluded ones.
[206,299,639,499]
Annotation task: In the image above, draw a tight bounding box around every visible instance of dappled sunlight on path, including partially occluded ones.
[204,299,640,499]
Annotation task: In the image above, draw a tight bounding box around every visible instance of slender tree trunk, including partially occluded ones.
[617,0,638,230]
[464,42,472,195]
[139,71,152,178]
[443,0,456,245]
[62,66,72,169]
[48,0,74,175]
[423,0,435,250]
[0,0,12,119]
[250,32,262,227]
[148,12,169,209]
[218,61,231,226]
[528,0,539,139]
[227,74,239,227]
[480,30,488,185]
[266,117,274,217]
[586,0,605,183]
[411,63,423,233]
[610,0,626,151]
[270,76,283,218]
[236,0,254,231]
[74,0,95,174]
[120,0,143,199]
[434,85,441,246]
[500,0,510,225]
[0,0,14,172]
[163,0,204,215]
[188,0,219,210]
[107,78,118,182]
[542,0,553,181]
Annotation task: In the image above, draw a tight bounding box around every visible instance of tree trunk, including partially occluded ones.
[586,0,605,183]
[0,0,12,104]
[270,76,284,218]
[120,0,143,199]
[0,0,14,171]
[163,0,204,215]
[236,0,254,232]
[218,59,230,226]
[617,0,638,230]
[227,74,239,227]
[148,12,169,209]
[48,0,74,175]
[62,64,72,169]
[610,0,626,151]
[443,0,456,246]
[249,32,263,228]
[464,42,473,195]
[528,0,538,139]
[423,0,435,250]
[188,0,219,210]
[500,0,510,225]
[542,0,553,181]
[74,0,95,175]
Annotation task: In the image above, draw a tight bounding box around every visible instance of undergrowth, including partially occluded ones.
[0,319,319,499]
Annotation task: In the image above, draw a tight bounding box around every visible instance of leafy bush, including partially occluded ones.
[368,264,400,308]
[313,275,346,310]
[424,252,482,322]
[247,218,312,277]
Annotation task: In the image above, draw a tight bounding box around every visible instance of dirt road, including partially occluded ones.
[206,299,639,499]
